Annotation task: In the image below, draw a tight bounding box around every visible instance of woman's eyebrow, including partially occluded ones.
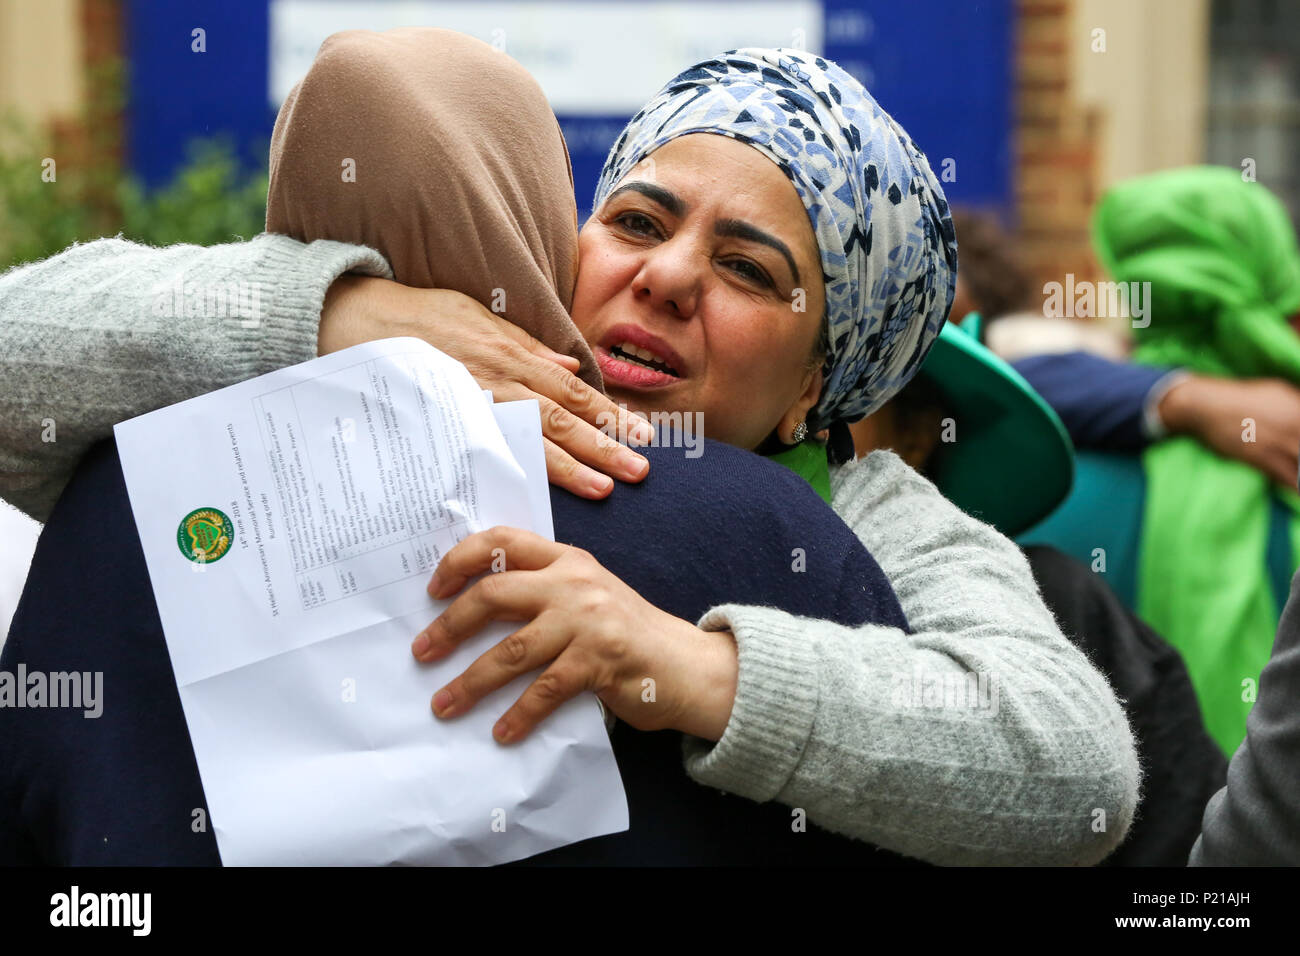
[714,218,800,285]
[605,183,801,284]
[605,181,685,217]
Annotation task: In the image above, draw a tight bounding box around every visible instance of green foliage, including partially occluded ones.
[0,116,267,272]
[0,113,106,270]
[117,140,269,248]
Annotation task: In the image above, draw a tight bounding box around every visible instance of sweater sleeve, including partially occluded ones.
[0,233,392,523]
[680,449,1141,866]
[1010,350,1174,452]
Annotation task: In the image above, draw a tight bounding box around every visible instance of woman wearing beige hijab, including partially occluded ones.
[267,27,649,501]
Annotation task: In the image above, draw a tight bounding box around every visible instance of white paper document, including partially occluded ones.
[113,337,627,865]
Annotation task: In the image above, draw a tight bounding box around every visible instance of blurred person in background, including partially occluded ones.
[951,207,1300,490]
[1191,478,1300,865]
[949,174,1300,757]
[1090,167,1300,757]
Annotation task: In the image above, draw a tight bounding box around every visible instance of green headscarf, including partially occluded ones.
[1093,166,1300,755]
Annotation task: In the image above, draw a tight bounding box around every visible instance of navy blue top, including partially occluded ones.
[1012,351,1171,452]
[0,437,914,866]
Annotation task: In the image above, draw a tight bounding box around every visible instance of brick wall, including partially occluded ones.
[1015,0,1103,295]
[45,0,124,230]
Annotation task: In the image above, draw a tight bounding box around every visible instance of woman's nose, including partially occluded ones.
[631,239,700,319]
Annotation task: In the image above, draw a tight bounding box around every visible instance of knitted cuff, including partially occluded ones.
[680,603,822,803]
[251,235,393,374]
[1142,368,1192,441]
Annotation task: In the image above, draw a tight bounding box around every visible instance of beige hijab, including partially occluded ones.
[267,27,601,389]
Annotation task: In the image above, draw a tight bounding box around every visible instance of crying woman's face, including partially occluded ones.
[571,133,827,451]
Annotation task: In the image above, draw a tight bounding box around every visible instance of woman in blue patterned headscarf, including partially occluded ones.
[414,44,1129,866]
[575,48,958,472]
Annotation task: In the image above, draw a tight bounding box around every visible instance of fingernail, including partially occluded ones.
[412,632,431,657]
[433,689,454,716]
[427,572,443,597]
[591,474,614,495]
[624,452,649,478]
[493,718,510,741]
[629,419,655,445]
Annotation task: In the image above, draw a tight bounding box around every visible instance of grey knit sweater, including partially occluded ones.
[0,234,1140,865]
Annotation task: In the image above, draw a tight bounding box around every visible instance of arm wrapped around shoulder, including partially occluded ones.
[0,233,391,523]
[685,449,1141,866]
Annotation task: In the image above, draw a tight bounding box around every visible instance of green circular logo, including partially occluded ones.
[177,507,234,563]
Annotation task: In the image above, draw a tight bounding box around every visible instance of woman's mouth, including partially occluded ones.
[595,326,686,389]
[597,345,680,388]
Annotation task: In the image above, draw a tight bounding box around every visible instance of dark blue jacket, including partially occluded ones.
[0,438,913,866]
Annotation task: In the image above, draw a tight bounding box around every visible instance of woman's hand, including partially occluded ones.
[320,274,655,499]
[410,527,740,744]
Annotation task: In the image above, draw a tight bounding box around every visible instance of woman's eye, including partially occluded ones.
[725,259,773,288]
[614,212,660,237]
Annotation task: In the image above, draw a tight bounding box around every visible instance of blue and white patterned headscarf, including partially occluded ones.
[594,48,958,434]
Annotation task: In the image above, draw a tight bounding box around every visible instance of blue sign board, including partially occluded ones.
[126,0,1011,213]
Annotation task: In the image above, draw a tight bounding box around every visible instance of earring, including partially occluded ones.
[791,421,808,443]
